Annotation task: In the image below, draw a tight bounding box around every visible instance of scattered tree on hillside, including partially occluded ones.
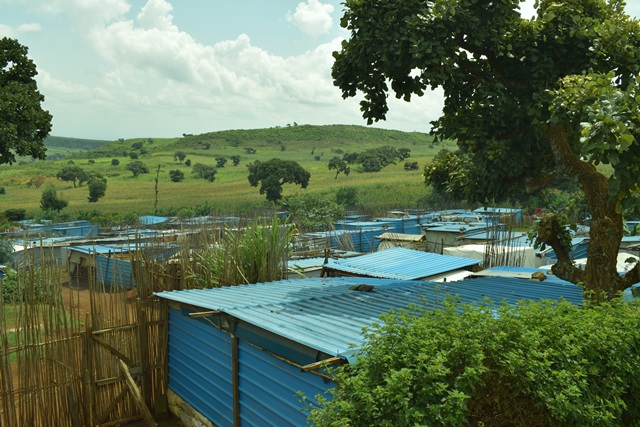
[244,147,256,154]
[129,152,138,160]
[404,161,419,171]
[28,174,46,188]
[56,165,89,188]
[40,185,68,212]
[333,0,640,299]
[192,163,217,182]
[342,146,409,172]
[247,159,310,205]
[215,157,227,168]
[174,151,186,163]
[169,169,184,182]
[185,159,191,166]
[87,175,107,202]
[0,37,52,164]
[327,157,351,179]
[131,141,144,150]
[126,160,149,177]
[230,155,241,166]
[111,159,120,166]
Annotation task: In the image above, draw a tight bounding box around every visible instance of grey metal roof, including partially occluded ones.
[155,276,583,363]
[323,247,480,280]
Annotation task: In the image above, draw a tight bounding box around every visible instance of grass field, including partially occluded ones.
[0,125,456,217]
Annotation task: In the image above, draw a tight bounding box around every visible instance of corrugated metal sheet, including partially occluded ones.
[323,247,480,280]
[169,307,234,427]
[238,340,331,426]
[156,275,583,364]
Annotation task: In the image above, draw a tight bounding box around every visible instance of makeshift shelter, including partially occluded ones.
[375,232,426,251]
[155,275,584,427]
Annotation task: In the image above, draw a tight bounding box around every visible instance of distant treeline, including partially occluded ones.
[45,136,109,151]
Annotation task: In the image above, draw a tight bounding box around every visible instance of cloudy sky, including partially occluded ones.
[2,0,639,140]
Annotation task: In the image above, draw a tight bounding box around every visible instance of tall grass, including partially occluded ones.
[178,216,294,288]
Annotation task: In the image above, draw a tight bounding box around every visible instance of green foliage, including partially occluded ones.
[0,237,13,264]
[131,141,144,150]
[244,147,257,154]
[56,165,89,188]
[344,146,410,172]
[423,149,471,200]
[192,163,217,182]
[327,157,350,179]
[335,186,359,209]
[184,216,294,288]
[0,187,4,195]
[215,157,227,168]
[169,169,184,182]
[125,160,149,177]
[404,161,419,171]
[0,38,52,164]
[308,299,640,426]
[44,135,108,151]
[230,155,241,166]
[111,158,119,166]
[247,158,311,205]
[4,209,25,221]
[27,174,45,188]
[185,159,191,167]
[87,176,107,203]
[40,185,68,212]
[174,151,186,163]
[0,266,57,304]
[129,152,138,160]
[282,193,344,232]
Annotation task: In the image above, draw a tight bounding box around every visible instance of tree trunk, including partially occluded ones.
[541,125,638,301]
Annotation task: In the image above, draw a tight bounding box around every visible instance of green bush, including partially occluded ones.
[308,299,640,426]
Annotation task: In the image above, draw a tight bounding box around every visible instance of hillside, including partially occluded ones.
[0,125,455,218]
[45,136,110,150]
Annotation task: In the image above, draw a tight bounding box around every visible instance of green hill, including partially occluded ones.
[1,125,453,218]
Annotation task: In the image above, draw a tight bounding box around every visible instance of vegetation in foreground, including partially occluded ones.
[308,298,640,427]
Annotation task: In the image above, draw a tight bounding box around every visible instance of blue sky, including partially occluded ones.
[1,0,639,140]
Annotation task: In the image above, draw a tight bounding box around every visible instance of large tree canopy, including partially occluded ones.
[0,37,52,164]
[333,0,640,299]
[247,158,311,205]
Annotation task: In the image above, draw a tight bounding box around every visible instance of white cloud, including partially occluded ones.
[287,0,334,37]
[17,23,41,33]
[0,24,13,37]
[136,0,175,31]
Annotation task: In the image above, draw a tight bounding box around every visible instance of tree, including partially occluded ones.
[129,152,138,160]
[87,176,107,202]
[40,185,68,212]
[185,159,191,167]
[327,156,351,179]
[111,159,120,166]
[131,141,144,150]
[333,1,640,300]
[336,186,359,209]
[230,155,241,166]
[282,193,344,232]
[192,163,217,182]
[247,159,310,205]
[215,157,227,168]
[174,151,186,163]
[0,38,52,165]
[404,161,419,171]
[56,165,89,188]
[126,160,149,177]
[169,169,184,182]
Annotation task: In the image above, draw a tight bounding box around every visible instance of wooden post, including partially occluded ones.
[117,358,157,426]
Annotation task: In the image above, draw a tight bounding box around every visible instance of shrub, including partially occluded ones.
[5,209,26,221]
[308,299,640,426]
[169,169,184,182]
[0,187,5,195]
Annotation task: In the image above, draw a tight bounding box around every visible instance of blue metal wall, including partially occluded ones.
[95,255,134,288]
[238,340,332,427]
[168,307,333,427]
[168,307,234,427]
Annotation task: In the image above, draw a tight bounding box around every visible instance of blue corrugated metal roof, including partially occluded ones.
[155,276,583,363]
[323,247,480,280]
[423,224,487,234]
[70,245,130,254]
[139,215,169,225]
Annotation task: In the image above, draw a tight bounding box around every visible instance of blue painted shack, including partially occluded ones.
[155,276,583,427]
[68,243,179,289]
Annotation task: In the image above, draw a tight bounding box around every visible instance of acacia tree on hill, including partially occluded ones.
[0,37,52,164]
[333,0,640,300]
[247,159,311,205]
